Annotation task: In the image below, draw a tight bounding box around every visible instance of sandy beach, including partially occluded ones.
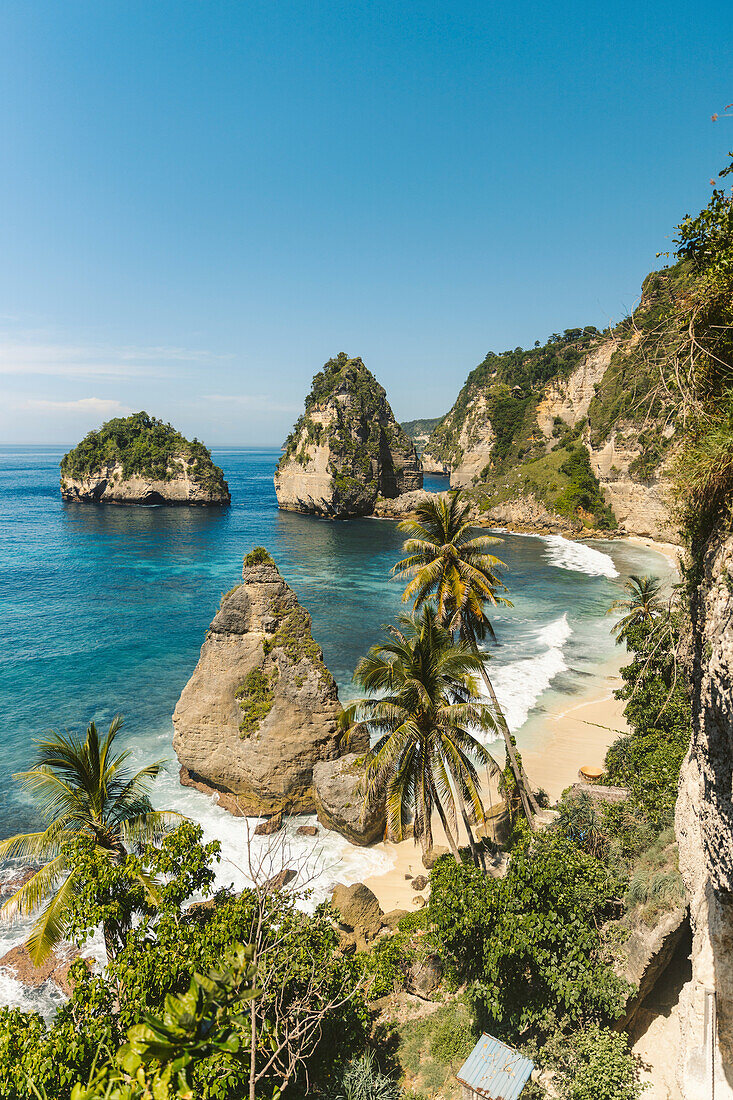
[359,534,679,912]
[360,653,629,911]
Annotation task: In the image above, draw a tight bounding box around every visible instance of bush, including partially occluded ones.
[541,1025,643,1100]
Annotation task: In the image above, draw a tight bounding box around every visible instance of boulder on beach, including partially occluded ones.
[312,753,385,846]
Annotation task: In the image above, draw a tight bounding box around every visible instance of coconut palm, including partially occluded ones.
[608,575,664,643]
[341,605,499,866]
[0,716,181,965]
[393,492,540,826]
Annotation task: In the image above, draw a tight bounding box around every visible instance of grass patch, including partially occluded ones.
[391,1001,476,1098]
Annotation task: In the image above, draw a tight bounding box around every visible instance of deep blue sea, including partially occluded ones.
[0,445,674,1009]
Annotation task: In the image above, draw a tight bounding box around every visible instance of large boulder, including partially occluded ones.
[331,882,383,940]
[0,943,86,998]
[172,550,343,815]
[312,753,385,846]
[274,353,422,518]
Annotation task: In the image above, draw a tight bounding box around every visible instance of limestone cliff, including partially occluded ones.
[421,266,690,541]
[172,548,381,842]
[60,412,230,506]
[676,524,733,1098]
[274,353,422,517]
[173,548,343,814]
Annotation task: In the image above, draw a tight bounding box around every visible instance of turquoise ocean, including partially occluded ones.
[0,445,673,1012]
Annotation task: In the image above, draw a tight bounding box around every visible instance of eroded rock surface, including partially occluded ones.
[275,353,422,518]
[676,526,733,1097]
[173,551,343,815]
[312,752,385,846]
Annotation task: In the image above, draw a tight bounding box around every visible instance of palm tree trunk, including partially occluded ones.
[457,798,485,870]
[469,638,539,830]
[432,792,462,865]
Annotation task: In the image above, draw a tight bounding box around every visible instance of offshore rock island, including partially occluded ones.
[274,352,422,517]
[172,547,382,844]
[60,411,230,505]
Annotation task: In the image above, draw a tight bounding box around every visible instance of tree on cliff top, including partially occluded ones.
[0,716,181,964]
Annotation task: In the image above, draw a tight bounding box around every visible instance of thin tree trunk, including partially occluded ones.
[471,644,539,830]
[432,793,462,865]
[250,998,257,1100]
[457,798,485,869]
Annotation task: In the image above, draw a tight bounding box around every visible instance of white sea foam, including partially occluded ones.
[148,744,393,907]
[541,535,618,578]
[480,614,572,734]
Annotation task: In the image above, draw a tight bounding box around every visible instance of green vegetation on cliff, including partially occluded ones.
[60,412,228,494]
[280,353,415,484]
[400,416,442,451]
[426,327,603,468]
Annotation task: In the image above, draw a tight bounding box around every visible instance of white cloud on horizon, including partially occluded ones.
[0,337,232,379]
[21,397,132,416]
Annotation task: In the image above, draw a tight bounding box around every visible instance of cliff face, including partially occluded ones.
[172,549,381,841]
[173,550,343,814]
[60,412,230,506]
[676,525,733,1098]
[61,459,229,506]
[421,267,689,541]
[274,353,422,517]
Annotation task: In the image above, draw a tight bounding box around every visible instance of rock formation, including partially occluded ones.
[173,548,342,814]
[420,268,687,542]
[312,753,385,845]
[274,353,422,518]
[676,525,733,1098]
[60,411,230,506]
[173,548,382,844]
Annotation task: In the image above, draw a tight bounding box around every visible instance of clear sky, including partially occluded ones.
[1,1,731,446]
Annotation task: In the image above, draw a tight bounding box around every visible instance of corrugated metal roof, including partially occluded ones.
[456,1033,534,1100]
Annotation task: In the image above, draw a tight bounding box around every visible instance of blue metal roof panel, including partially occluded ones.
[456,1033,534,1100]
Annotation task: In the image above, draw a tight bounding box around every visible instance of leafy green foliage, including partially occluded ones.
[426,328,602,467]
[60,412,228,495]
[243,546,275,568]
[278,353,416,507]
[428,831,630,1040]
[605,618,690,825]
[0,825,366,1100]
[670,155,733,546]
[327,1051,401,1100]
[553,446,615,529]
[539,1025,643,1100]
[235,668,276,736]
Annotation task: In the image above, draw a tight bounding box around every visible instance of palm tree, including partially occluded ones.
[0,716,181,965]
[393,492,540,827]
[608,575,664,643]
[341,605,499,866]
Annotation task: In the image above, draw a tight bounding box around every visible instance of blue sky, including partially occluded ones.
[0,1,731,446]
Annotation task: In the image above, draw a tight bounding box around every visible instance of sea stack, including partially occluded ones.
[274,352,422,518]
[172,547,381,842]
[60,412,230,505]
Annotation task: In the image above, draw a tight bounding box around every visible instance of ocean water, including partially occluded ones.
[0,445,675,1009]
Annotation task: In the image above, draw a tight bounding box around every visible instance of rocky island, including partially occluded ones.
[274,352,422,517]
[60,411,230,505]
[173,546,383,844]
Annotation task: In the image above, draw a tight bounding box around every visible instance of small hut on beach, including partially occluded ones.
[456,1033,534,1100]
